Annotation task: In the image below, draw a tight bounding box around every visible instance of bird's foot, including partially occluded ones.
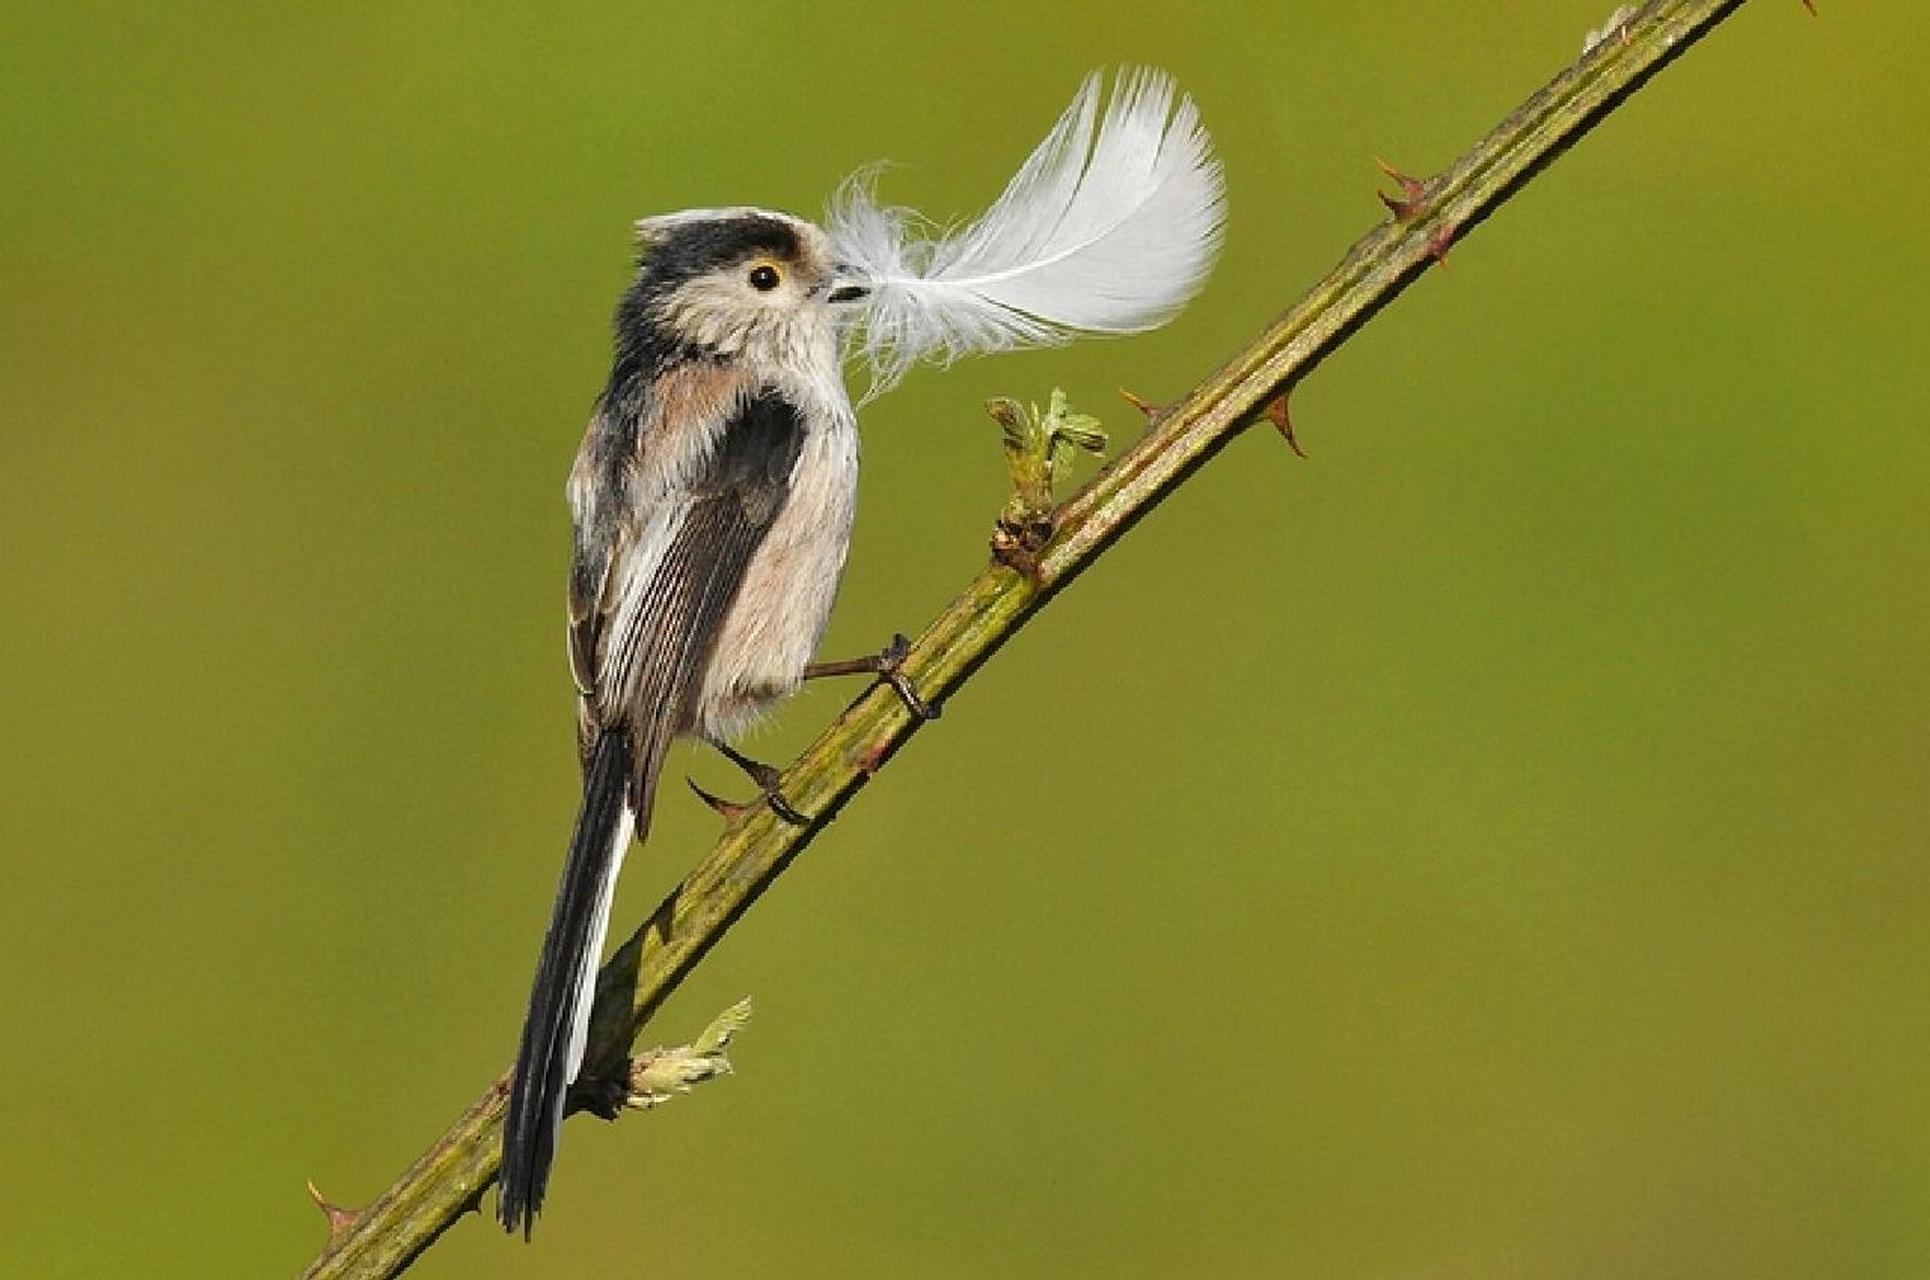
[693,738,809,826]
[804,633,940,721]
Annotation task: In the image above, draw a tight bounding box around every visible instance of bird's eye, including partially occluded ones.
[748,262,782,292]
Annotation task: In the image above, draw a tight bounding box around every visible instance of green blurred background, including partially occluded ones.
[4,2,1925,1276]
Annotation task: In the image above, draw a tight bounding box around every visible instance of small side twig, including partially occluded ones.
[988,389,1108,579]
[623,996,752,1111]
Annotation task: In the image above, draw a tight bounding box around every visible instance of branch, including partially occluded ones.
[299,3,1763,1274]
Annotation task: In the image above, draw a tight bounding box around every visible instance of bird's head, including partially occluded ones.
[628,208,869,368]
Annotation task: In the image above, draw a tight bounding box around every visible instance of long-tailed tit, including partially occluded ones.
[500,69,1226,1236]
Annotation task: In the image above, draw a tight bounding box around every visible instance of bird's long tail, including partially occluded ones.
[500,727,662,1236]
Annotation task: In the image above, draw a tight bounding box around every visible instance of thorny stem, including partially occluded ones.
[299,3,1764,1275]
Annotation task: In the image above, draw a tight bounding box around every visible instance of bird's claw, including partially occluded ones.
[687,772,808,827]
[876,633,940,721]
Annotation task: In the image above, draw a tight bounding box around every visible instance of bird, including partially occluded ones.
[499,68,1227,1237]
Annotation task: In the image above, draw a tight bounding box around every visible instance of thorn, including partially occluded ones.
[306,1180,360,1239]
[1262,395,1307,458]
[1375,156,1428,219]
[1118,387,1167,421]
[686,776,753,823]
[857,737,892,778]
[1426,222,1457,266]
[1582,5,1638,52]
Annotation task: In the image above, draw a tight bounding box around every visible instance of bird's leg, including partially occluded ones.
[692,736,809,826]
[804,633,940,721]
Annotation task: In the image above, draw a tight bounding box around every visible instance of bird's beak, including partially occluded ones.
[825,268,870,305]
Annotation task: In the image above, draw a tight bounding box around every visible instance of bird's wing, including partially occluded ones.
[570,380,807,789]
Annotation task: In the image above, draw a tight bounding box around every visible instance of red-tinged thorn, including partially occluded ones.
[1375,156,1428,219]
[686,777,751,823]
[1427,223,1457,266]
[306,1180,360,1238]
[858,738,891,778]
[1263,395,1307,459]
[1375,156,1425,196]
[1119,387,1165,420]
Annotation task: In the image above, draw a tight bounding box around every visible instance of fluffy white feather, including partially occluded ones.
[829,69,1226,391]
